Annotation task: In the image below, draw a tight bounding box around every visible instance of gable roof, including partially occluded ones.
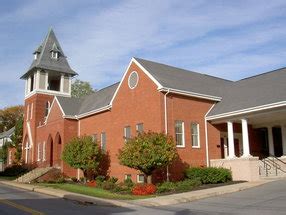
[20,28,77,79]
[0,127,15,139]
[56,82,119,118]
[207,67,286,119]
[134,58,232,99]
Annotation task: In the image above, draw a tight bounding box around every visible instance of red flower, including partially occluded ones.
[132,184,156,195]
[86,181,97,187]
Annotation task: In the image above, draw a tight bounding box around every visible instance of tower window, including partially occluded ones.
[48,73,61,91]
[51,51,58,59]
[45,101,50,117]
[30,75,34,92]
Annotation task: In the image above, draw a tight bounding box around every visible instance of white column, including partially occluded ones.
[241,119,251,157]
[25,79,28,95]
[27,76,31,93]
[281,125,286,156]
[227,121,235,158]
[45,72,49,90]
[267,126,275,156]
[223,137,228,158]
[69,77,72,95]
[35,70,40,90]
[60,73,64,92]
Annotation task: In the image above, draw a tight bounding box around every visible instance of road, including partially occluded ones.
[0,179,285,214]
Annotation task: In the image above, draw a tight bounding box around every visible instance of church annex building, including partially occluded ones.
[14,29,286,182]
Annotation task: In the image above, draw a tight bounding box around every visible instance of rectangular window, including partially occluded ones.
[136,123,144,133]
[124,126,131,142]
[37,143,41,161]
[42,141,46,161]
[91,134,97,143]
[175,120,185,147]
[101,132,106,153]
[26,104,30,121]
[125,174,132,180]
[30,103,33,120]
[191,123,200,148]
[137,174,145,183]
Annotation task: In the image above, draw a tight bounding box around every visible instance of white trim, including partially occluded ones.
[191,123,200,148]
[164,89,170,134]
[124,126,131,142]
[159,87,221,102]
[35,70,40,90]
[30,103,33,120]
[78,120,81,137]
[109,58,163,106]
[204,103,216,167]
[37,142,41,162]
[137,174,145,183]
[42,141,46,161]
[124,174,132,180]
[60,73,64,92]
[25,89,70,99]
[44,97,65,124]
[206,101,286,120]
[175,120,185,148]
[26,104,30,122]
[76,105,111,119]
[128,71,139,89]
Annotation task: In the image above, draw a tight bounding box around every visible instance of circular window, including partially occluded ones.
[128,71,139,89]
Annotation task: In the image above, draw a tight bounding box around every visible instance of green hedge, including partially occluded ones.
[0,165,30,177]
[185,167,232,184]
[156,179,202,193]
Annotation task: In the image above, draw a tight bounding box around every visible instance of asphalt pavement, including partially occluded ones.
[0,178,285,214]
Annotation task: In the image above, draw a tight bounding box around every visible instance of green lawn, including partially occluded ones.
[0,176,17,181]
[39,183,152,200]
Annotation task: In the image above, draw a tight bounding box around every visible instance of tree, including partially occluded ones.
[118,132,178,184]
[9,116,23,163]
[62,136,102,181]
[0,105,23,133]
[71,79,95,98]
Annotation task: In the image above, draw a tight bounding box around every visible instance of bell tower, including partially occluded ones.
[20,28,77,164]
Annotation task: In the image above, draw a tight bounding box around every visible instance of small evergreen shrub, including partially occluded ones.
[0,165,31,177]
[124,178,134,188]
[175,179,201,191]
[156,181,176,193]
[107,176,118,184]
[102,181,117,190]
[185,167,232,184]
[132,184,156,195]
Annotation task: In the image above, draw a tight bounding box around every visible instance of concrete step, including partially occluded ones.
[15,167,53,183]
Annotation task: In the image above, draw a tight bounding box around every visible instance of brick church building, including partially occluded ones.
[18,29,286,182]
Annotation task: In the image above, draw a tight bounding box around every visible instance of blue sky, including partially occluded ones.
[1,0,286,109]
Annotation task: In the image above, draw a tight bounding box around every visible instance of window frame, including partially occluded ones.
[137,174,145,183]
[136,123,144,133]
[42,141,46,161]
[37,142,41,161]
[101,132,106,153]
[191,122,200,148]
[124,126,131,142]
[125,174,132,180]
[175,120,185,147]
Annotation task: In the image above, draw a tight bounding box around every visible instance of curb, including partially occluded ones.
[0,180,132,207]
[131,180,273,207]
[0,179,274,207]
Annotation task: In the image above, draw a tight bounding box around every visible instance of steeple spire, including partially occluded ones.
[20,28,77,79]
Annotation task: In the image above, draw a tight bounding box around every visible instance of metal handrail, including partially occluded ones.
[262,159,273,176]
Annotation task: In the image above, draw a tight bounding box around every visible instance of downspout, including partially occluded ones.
[204,103,216,167]
[164,89,170,181]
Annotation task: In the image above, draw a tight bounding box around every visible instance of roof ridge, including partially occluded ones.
[238,67,286,82]
[134,57,232,82]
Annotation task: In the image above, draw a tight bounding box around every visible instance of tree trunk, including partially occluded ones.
[147,175,152,184]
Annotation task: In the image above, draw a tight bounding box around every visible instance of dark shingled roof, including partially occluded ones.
[208,67,286,117]
[20,28,77,79]
[56,82,119,117]
[0,127,15,139]
[134,58,232,98]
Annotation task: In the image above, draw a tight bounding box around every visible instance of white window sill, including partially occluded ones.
[192,146,200,149]
[176,145,185,148]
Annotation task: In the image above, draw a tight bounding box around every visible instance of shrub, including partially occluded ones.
[102,181,117,191]
[71,177,78,182]
[0,164,31,177]
[95,175,106,182]
[156,181,176,193]
[185,167,232,184]
[107,176,118,184]
[176,179,202,191]
[132,184,156,195]
[86,180,97,187]
[124,178,134,188]
[113,182,132,193]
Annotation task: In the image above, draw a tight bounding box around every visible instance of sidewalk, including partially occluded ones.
[0,179,273,207]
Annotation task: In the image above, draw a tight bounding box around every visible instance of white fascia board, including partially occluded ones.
[109,58,163,106]
[45,97,65,123]
[76,105,112,119]
[206,101,286,121]
[159,87,222,101]
[25,89,70,100]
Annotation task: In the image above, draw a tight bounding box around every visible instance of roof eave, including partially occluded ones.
[159,87,222,102]
[206,101,286,121]
[77,105,112,119]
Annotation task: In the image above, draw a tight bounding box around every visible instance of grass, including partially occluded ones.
[0,176,17,181]
[38,183,151,200]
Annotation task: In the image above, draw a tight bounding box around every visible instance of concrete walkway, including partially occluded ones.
[0,179,273,207]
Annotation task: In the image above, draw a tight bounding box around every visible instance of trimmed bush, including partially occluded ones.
[157,181,176,193]
[0,165,31,177]
[132,184,156,195]
[175,179,202,191]
[185,167,232,184]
